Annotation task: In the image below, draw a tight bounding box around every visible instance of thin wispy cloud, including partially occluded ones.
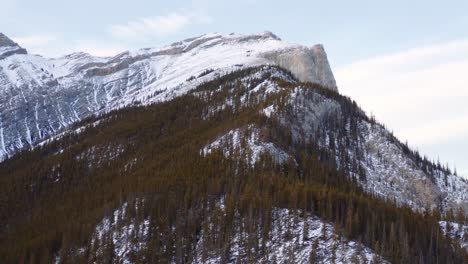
[336,39,468,146]
[109,12,212,39]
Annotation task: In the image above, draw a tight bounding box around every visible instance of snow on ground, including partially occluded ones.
[262,104,277,118]
[264,209,385,264]
[361,121,468,212]
[439,221,468,250]
[434,171,468,210]
[195,207,385,264]
[360,122,436,210]
[96,202,149,264]
[92,202,150,263]
[52,201,150,264]
[1,31,296,108]
[36,119,103,148]
[65,201,385,263]
[202,126,290,165]
[0,32,312,161]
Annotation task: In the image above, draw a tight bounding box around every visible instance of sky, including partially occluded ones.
[1,0,467,176]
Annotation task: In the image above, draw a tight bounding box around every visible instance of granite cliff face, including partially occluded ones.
[0,31,337,159]
[263,44,337,90]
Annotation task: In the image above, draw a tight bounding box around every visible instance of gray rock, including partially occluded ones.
[0,33,27,59]
[262,45,337,91]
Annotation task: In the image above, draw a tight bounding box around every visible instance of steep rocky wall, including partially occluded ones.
[263,45,337,91]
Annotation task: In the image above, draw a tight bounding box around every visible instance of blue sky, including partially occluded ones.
[2,0,468,175]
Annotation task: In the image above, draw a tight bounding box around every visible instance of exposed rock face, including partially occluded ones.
[0,31,337,160]
[0,33,27,59]
[263,44,337,91]
[310,44,337,89]
[0,33,18,47]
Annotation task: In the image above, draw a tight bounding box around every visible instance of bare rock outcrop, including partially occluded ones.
[0,33,27,59]
[263,44,337,91]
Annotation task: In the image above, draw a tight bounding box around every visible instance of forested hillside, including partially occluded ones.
[0,66,466,263]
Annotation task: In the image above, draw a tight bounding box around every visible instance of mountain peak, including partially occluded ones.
[0,33,27,59]
[0,33,19,47]
[261,31,281,40]
[0,31,337,159]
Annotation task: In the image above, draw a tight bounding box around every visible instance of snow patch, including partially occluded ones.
[202,126,290,165]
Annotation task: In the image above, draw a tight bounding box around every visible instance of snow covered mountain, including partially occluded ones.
[2,30,466,213]
[1,32,467,263]
[0,31,336,160]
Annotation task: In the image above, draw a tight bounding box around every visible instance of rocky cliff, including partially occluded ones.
[0,33,27,59]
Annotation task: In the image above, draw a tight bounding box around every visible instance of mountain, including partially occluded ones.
[0,32,467,263]
[0,33,27,59]
[0,31,336,160]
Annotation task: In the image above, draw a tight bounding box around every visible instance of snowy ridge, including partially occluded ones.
[195,207,385,264]
[0,31,336,160]
[91,202,150,264]
[202,126,290,165]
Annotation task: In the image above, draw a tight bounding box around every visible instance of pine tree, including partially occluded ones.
[372,241,381,264]
[309,238,319,264]
[303,218,310,242]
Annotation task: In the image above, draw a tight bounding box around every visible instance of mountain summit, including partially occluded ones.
[0,33,27,59]
[1,31,467,263]
[0,31,336,159]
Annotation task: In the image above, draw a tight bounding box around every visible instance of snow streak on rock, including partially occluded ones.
[202,126,290,166]
[195,207,385,264]
[439,221,468,250]
[360,122,468,212]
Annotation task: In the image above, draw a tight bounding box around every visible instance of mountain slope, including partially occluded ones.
[0,33,27,59]
[0,31,336,160]
[1,66,466,263]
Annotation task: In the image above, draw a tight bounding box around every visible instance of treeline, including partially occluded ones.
[0,66,465,263]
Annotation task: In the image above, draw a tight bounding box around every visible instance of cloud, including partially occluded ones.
[335,39,468,146]
[109,12,212,39]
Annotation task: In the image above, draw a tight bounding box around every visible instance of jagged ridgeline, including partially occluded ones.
[0,66,466,263]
